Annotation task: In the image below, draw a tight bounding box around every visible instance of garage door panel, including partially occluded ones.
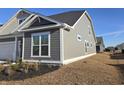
[0,42,15,61]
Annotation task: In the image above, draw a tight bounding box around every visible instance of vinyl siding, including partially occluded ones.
[0,11,30,36]
[23,29,61,61]
[0,37,15,42]
[63,13,96,60]
[0,17,19,35]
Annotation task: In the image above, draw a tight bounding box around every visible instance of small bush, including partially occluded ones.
[10,64,20,71]
[6,59,12,64]
[34,63,39,71]
[16,58,22,65]
[0,64,4,73]
[22,63,29,73]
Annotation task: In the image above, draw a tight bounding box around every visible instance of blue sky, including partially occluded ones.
[0,8,124,47]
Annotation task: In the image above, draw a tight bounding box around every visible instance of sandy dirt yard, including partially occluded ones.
[0,52,124,85]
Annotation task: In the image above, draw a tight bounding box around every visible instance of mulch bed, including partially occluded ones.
[0,53,124,85]
[0,64,59,81]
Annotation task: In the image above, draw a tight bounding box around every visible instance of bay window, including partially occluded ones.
[31,32,50,57]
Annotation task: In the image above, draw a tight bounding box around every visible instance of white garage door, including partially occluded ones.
[0,41,15,61]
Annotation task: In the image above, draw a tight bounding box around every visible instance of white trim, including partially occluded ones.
[18,24,61,32]
[72,11,96,43]
[63,53,96,65]
[0,61,7,64]
[11,14,35,34]
[18,14,62,32]
[85,11,97,43]
[36,14,61,24]
[22,53,96,65]
[60,28,64,64]
[0,10,22,31]
[1,9,32,32]
[13,36,17,61]
[77,33,82,42]
[18,15,39,31]
[0,33,23,39]
[0,41,15,44]
[72,11,86,28]
[31,32,51,58]
[22,59,61,64]
[88,25,91,35]
[22,33,25,60]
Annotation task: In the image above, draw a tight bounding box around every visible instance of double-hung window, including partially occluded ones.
[31,32,50,57]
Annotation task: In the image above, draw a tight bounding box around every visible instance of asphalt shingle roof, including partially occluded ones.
[48,10,85,26]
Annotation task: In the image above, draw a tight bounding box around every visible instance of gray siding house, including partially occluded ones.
[0,9,96,65]
[96,37,105,52]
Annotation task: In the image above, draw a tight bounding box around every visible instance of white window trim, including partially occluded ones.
[85,40,89,48]
[90,42,92,48]
[77,34,82,42]
[31,32,50,58]
[84,40,88,53]
[18,17,26,24]
[88,25,91,35]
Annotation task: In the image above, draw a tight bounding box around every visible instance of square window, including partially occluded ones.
[33,46,39,56]
[31,32,50,57]
[33,36,39,45]
[41,34,48,44]
[41,46,48,56]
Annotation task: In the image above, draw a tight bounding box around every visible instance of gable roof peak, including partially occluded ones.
[48,10,86,26]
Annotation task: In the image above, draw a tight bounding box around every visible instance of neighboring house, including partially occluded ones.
[96,37,105,52]
[0,9,96,65]
[116,43,124,50]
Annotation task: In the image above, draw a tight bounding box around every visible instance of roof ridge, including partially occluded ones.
[48,10,85,16]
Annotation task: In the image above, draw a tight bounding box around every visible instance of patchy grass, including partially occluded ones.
[0,52,124,85]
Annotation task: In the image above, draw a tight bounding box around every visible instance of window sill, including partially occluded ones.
[31,55,51,58]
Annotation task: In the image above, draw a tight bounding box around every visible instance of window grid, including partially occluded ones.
[31,32,50,57]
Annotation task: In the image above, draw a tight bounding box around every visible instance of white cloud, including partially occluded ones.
[97,30,124,37]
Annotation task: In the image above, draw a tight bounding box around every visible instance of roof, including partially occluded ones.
[0,9,86,36]
[48,10,85,26]
[116,43,124,49]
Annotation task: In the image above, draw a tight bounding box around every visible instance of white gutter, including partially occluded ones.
[18,24,63,32]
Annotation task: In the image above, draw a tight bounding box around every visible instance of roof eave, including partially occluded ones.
[18,24,63,32]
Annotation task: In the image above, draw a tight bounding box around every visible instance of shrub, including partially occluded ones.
[10,64,20,71]
[21,62,40,73]
[6,59,12,64]
[22,63,29,73]
[34,63,39,71]
[16,58,22,65]
[0,64,4,73]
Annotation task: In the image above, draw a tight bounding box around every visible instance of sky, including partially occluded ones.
[0,8,124,47]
